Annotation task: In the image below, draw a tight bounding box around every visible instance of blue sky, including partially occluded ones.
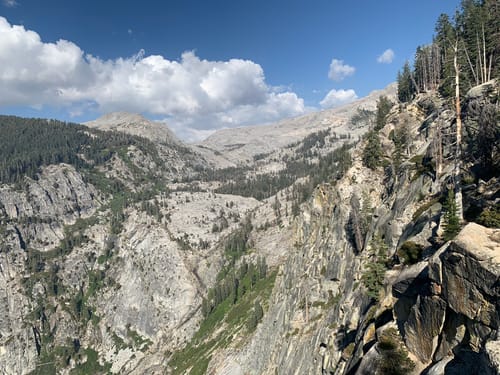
[0,0,460,141]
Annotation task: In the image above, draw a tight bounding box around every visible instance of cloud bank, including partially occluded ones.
[377,49,394,64]
[0,17,306,141]
[328,59,355,81]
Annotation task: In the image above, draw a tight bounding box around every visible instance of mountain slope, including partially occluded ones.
[0,115,261,374]
[85,112,180,145]
[196,83,396,166]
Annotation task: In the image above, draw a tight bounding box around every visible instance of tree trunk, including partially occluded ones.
[453,41,464,222]
[482,24,487,83]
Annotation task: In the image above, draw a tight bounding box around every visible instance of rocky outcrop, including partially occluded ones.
[1,82,498,375]
[0,156,259,374]
[0,165,98,252]
[392,223,500,373]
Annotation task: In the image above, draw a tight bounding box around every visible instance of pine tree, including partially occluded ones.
[392,121,410,170]
[414,44,441,92]
[442,189,461,241]
[362,131,383,170]
[374,96,393,131]
[397,62,417,103]
[435,13,456,98]
[361,234,388,301]
[483,0,500,79]
[456,0,488,87]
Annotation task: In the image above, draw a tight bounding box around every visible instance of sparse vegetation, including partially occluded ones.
[397,241,424,265]
[361,234,388,301]
[350,108,375,128]
[169,270,277,375]
[442,189,461,241]
[476,204,500,228]
[376,328,415,375]
[209,143,352,203]
[70,347,112,375]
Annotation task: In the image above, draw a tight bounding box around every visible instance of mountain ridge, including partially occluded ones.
[196,83,397,166]
[84,112,181,145]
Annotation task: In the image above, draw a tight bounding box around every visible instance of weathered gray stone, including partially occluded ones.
[424,356,453,375]
[403,295,446,363]
[440,224,500,328]
[392,261,429,298]
[433,313,466,363]
[486,337,500,374]
[2,84,499,375]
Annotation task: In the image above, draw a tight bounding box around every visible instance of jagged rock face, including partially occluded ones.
[0,161,259,374]
[0,255,38,375]
[204,84,499,375]
[85,112,210,181]
[393,223,500,372]
[208,184,370,375]
[0,165,98,251]
[1,83,499,375]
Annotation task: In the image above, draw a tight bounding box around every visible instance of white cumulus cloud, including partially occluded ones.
[320,89,357,109]
[377,49,395,64]
[328,59,355,81]
[0,17,306,141]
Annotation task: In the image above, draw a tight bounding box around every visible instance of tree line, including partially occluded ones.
[201,256,268,319]
[0,115,160,184]
[397,0,499,102]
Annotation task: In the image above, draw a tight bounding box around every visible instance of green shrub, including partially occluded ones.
[377,328,415,375]
[477,204,500,228]
[71,348,111,375]
[343,342,356,358]
[397,241,423,265]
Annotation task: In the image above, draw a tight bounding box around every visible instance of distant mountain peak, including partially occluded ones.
[197,82,397,164]
[84,112,180,144]
[95,112,149,123]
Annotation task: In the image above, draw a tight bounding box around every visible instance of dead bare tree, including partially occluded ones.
[453,40,464,222]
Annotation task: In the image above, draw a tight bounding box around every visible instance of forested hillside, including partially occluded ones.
[0,115,160,184]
